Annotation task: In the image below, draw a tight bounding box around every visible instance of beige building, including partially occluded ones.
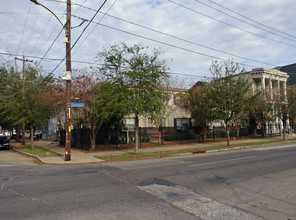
[124,88,191,130]
[243,68,289,133]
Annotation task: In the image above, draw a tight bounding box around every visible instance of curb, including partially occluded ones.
[194,139,296,155]
[11,145,44,164]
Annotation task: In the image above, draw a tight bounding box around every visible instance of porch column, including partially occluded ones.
[283,81,287,102]
[269,79,273,100]
[261,77,266,100]
[277,80,280,100]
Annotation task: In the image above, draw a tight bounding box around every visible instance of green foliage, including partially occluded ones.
[0,63,51,131]
[97,43,169,120]
[97,42,170,151]
[206,129,249,138]
[164,132,197,141]
[140,136,151,143]
[183,82,209,141]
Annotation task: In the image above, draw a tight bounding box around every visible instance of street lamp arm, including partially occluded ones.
[29,0,64,27]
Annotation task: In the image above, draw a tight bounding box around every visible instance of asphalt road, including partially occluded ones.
[1,142,296,219]
[0,149,36,166]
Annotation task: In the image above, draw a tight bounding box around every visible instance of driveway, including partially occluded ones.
[0,149,37,166]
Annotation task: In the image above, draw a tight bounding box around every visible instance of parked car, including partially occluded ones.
[0,136,10,150]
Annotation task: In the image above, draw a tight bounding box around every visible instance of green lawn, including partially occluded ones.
[97,138,296,162]
[14,144,60,157]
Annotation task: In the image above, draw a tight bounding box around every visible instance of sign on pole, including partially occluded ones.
[71,103,84,108]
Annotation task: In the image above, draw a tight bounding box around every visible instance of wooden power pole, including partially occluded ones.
[65,0,72,161]
[15,56,33,145]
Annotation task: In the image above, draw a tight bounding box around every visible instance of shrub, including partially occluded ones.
[164,133,197,141]
[140,136,151,143]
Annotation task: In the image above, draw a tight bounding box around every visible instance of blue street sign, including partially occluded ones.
[71,103,84,108]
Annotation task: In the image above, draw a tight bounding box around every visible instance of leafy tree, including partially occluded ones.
[0,63,51,149]
[248,90,273,137]
[287,86,296,128]
[97,43,169,152]
[152,78,180,144]
[183,82,210,142]
[274,85,296,140]
[207,59,253,146]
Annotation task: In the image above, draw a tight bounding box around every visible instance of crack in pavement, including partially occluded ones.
[1,176,16,191]
[98,165,261,219]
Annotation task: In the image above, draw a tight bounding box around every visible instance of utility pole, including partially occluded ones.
[65,0,72,161]
[30,0,72,161]
[15,56,33,145]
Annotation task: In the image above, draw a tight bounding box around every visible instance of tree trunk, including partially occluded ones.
[226,124,230,146]
[158,126,161,144]
[236,124,240,139]
[283,121,286,140]
[135,115,139,153]
[201,128,206,143]
[22,123,26,145]
[30,125,34,151]
[16,125,20,142]
[261,123,266,137]
[90,124,96,151]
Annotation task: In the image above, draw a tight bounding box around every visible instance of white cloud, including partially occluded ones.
[1,0,296,87]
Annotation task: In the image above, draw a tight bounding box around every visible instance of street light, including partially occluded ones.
[29,0,64,27]
[30,0,72,161]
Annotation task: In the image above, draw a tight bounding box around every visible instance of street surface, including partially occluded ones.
[0,149,36,166]
[1,142,296,219]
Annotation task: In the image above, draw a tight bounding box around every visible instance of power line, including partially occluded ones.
[41,0,109,84]
[32,0,87,59]
[35,27,64,68]
[17,2,32,54]
[0,52,213,80]
[168,0,296,48]
[23,5,42,54]
[72,12,275,67]
[205,0,296,40]
[193,0,296,43]
[72,0,118,56]
[72,16,276,69]
[29,2,61,55]
[69,2,291,66]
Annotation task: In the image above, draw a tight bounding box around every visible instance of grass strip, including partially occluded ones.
[96,138,296,162]
[14,144,60,157]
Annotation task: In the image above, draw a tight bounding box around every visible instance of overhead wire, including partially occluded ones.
[193,0,296,43]
[23,5,42,54]
[205,0,296,40]
[29,2,61,55]
[35,0,88,68]
[17,2,32,54]
[72,12,275,67]
[71,16,275,69]
[0,52,211,80]
[35,27,64,68]
[72,0,118,56]
[41,0,109,84]
[168,0,296,48]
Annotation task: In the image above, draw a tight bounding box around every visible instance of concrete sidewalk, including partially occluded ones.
[14,141,104,165]
[89,135,296,157]
[17,134,296,165]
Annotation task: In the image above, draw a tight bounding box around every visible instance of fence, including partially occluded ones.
[59,125,259,150]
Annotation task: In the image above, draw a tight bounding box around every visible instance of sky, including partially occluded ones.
[1,0,296,88]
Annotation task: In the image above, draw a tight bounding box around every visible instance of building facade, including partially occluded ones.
[244,68,289,133]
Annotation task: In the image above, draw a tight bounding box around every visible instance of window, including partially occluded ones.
[123,118,135,131]
[173,94,181,105]
[174,118,190,130]
[148,118,154,127]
